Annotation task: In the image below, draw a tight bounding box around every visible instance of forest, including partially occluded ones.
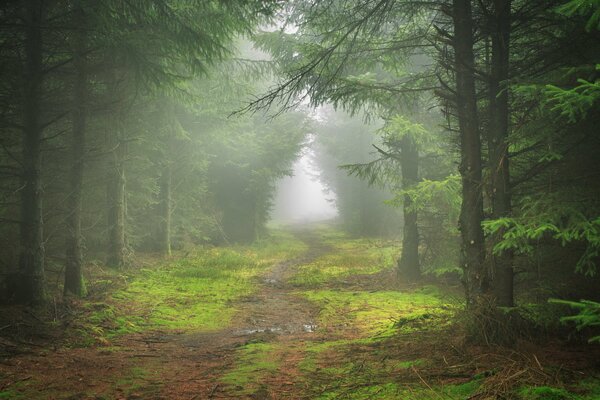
[0,0,599,399]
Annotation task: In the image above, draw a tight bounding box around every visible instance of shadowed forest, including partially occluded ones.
[1,0,600,399]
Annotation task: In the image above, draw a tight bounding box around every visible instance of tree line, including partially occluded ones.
[0,0,308,305]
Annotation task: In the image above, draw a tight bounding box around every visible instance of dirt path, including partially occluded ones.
[0,228,333,399]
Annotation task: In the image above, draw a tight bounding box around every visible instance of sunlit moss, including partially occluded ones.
[290,238,398,287]
[300,287,456,336]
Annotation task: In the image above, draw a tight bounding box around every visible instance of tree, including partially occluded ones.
[450,0,488,305]
[64,0,88,296]
[16,0,47,304]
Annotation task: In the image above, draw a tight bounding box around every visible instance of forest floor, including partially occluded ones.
[1,224,600,399]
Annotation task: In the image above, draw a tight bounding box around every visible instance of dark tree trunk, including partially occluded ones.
[64,3,87,296]
[398,134,420,282]
[16,0,46,305]
[452,0,488,305]
[488,0,513,307]
[157,164,172,256]
[106,126,126,268]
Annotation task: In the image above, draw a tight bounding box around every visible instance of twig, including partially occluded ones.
[410,366,446,400]
[208,383,220,398]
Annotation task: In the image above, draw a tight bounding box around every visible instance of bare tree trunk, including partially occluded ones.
[157,164,172,256]
[106,120,126,268]
[64,2,87,296]
[398,134,420,282]
[452,0,488,306]
[17,0,46,305]
[488,0,513,307]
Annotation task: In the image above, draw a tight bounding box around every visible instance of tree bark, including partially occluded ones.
[16,0,46,305]
[106,120,126,268]
[398,134,421,282]
[157,164,172,256]
[64,2,87,296]
[488,0,513,307]
[452,0,488,305]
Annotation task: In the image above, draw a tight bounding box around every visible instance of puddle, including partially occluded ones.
[234,323,317,336]
[235,327,284,336]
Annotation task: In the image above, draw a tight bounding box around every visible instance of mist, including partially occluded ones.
[271,152,338,224]
[1,1,599,399]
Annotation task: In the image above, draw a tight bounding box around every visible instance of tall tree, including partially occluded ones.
[64,0,88,296]
[486,0,513,306]
[17,0,46,304]
[451,0,488,305]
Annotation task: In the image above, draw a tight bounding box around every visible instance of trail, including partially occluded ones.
[0,227,333,400]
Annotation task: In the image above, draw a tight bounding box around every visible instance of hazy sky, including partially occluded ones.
[271,153,337,223]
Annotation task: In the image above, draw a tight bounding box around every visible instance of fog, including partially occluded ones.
[271,153,338,223]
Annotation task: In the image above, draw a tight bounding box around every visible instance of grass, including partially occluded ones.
[76,228,307,344]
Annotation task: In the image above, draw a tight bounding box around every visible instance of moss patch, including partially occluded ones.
[221,342,279,395]
[290,236,398,288]
[301,286,456,337]
[75,229,307,344]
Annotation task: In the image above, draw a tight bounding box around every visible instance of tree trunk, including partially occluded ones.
[64,3,87,296]
[157,164,172,256]
[106,125,126,268]
[488,0,513,307]
[16,0,46,305]
[398,134,420,282]
[452,0,488,306]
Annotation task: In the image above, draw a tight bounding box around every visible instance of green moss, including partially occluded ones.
[301,288,456,337]
[76,232,307,340]
[0,389,24,399]
[221,342,279,395]
[114,366,155,396]
[290,237,398,287]
[576,378,600,400]
[317,383,401,399]
[518,386,577,400]
[443,380,482,397]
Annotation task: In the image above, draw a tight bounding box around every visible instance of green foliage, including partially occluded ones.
[387,174,461,214]
[557,0,600,31]
[544,74,600,123]
[549,299,600,342]
[483,197,600,275]
[379,115,429,146]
